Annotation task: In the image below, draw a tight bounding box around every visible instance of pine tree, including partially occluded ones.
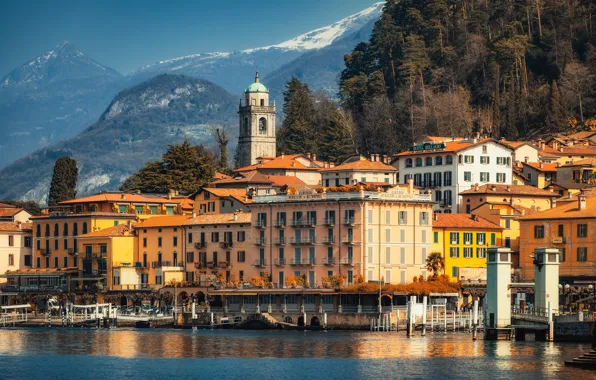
[318,109,356,163]
[277,77,315,154]
[213,126,229,172]
[545,80,566,132]
[504,87,518,140]
[120,141,215,194]
[48,156,78,206]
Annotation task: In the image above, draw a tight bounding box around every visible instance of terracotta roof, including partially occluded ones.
[320,156,397,172]
[31,212,137,219]
[561,157,596,167]
[185,213,251,226]
[501,141,529,148]
[432,213,503,230]
[6,267,79,275]
[212,171,273,186]
[0,208,25,217]
[459,184,555,197]
[234,154,322,172]
[59,193,184,205]
[540,146,596,156]
[214,172,232,180]
[395,138,511,157]
[78,223,135,238]
[135,215,191,228]
[0,222,32,232]
[266,175,307,188]
[564,131,596,140]
[520,194,596,220]
[203,188,253,203]
[522,162,558,172]
[0,203,16,208]
[176,198,194,209]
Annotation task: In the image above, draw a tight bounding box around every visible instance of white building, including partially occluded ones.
[319,154,398,187]
[500,140,540,163]
[0,222,32,284]
[395,138,514,212]
[0,203,31,223]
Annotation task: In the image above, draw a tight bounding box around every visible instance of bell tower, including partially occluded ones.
[237,70,277,167]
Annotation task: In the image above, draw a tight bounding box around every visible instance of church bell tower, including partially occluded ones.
[237,70,276,167]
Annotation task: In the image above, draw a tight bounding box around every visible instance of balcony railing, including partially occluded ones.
[417,180,440,188]
[322,236,335,244]
[291,219,316,227]
[254,238,266,246]
[274,237,286,245]
[40,249,51,256]
[289,258,316,266]
[342,237,357,245]
[194,242,207,249]
[217,261,231,269]
[92,252,107,259]
[289,237,316,245]
[323,218,336,226]
[274,219,287,228]
[253,259,267,267]
[256,221,267,229]
[322,257,336,265]
[340,257,354,265]
[151,261,181,269]
[220,241,233,249]
[343,217,355,225]
[275,258,286,266]
[67,248,78,255]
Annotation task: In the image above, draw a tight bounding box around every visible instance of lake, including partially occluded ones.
[0,328,592,379]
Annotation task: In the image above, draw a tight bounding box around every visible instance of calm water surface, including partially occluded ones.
[0,328,593,379]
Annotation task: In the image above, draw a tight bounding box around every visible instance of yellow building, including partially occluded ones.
[432,213,503,281]
[76,223,136,291]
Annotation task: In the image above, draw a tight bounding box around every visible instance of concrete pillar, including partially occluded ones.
[533,248,560,313]
[486,247,513,329]
[472,300,479,341]
[421,296,427,336]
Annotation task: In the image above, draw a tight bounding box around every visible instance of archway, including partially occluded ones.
[195,291,206,304]
[120,296,128,307]
[283,316,293,324]
[297,316,305,327]
[310,316,320,327]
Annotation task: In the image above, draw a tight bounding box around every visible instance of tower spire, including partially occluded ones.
[255,69,259,83]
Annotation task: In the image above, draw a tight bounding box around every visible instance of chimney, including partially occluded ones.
[192,210,197,218]
[524,156,529,163]
[549,187,554,193]
[312,153,317,161]
[307,152,311,159]
[127,220,132,228]
[474,183,479,191]
[408,178,414,194]
[540,162,544,169]
[121,194,126,200]
[233,211,238,221]
[579,193,587,210]
[330,162,335,168]
[471,214,479,222]
[433,212,438,221]
[506,185,511,192]
[281,152,285,159]
[490,185,497,191]
[551,197,557,208]
[559,146,564,152]
[370,154,375,162]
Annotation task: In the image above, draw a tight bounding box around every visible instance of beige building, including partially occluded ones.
[234,153,324,186]
[0,222,32,285]
[521,161,558,189]
[0,203,31,223]
[320,155,398,187]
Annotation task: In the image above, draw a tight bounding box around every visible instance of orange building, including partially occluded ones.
[519,193,596,280]
[191,188,252,215]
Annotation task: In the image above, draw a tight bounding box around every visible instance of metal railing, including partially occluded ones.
[340,258,354,265]
[289,258,316,266]
[253,259,267,267]
[194,242,207,249]
[220,241,233,248]
[254,238,266,246]
[275,258,286,266]
[322,257,336,265]
[274,220,287,227]
[255,221,267,228]
[274,237,286,245]
[289,237,316,245]
[321,236,335,244]
[323,218,336,226]
[342,217,355,225]
[291,219,316,227]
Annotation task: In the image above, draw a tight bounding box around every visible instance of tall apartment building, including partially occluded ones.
[0,222,32,287]
[249,183,434,287]
[395,138,514,212]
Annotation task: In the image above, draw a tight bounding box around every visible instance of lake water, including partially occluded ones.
[0,328,592,379]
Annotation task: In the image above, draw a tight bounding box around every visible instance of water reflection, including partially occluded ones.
[0,329,590,378]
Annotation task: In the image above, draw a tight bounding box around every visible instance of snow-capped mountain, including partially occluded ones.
[128,2,384,93]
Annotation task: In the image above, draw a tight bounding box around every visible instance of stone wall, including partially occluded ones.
[555,321,594,342]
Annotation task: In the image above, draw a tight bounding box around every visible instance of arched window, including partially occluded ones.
[244,117,249,135]
[446,155,453,165]
[45,224,50,237]
[405,158,413,168]
[82,222,88,235]
[63,223,69,236]
[258,117,267,134]
[36,225,41,237]
[435,156,443,165]
[425,157,433,166]
[415,158,423,167]
[73,223,78,236]
[54,223,59,237]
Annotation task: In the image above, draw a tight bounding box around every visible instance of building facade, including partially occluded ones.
[237,71,276,167]
[0,222,32,284]
[320,155,398,187]
[395,139,514,213]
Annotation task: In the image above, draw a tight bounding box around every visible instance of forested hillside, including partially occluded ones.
[339,0,596,156]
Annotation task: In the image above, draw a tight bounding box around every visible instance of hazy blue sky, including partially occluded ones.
[0,0,379,76]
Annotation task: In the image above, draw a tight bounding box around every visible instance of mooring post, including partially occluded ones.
[472,300,479,341]
[406,301,411,337]
[547,301,554,341]
[324,313,327,329]
[421,296,427,336]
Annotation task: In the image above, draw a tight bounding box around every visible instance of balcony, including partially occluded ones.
[289,237,315,245]
[323,218,336,226]
[255,221,267,229]
[340,258,354,266]
[322,257,336,265]
[217,261,231,269]
[151,261,179,269]
[92,252,107,259]
[289,258,315,266]
[342,237,358,245]
[552,236,567,244]
[322,236,335,244]
[291,219,316,228]
[439,201,452,208]
[274,219,287,228]
[194,242,207,249]
[342,217,355,226]
[254,238,266,246]
[67,248,78,256]
[274,237,286,245]
[275,258,286,266]
[40,249,51,256]
[220,241,233,249]
[253,259,267,267]
[418,180,440,189]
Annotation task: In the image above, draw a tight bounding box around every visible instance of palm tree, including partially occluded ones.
[426,252,445,277]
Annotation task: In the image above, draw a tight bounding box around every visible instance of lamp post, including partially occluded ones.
[589,284,595,312]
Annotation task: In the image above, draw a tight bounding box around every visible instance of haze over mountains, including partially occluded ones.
[0,2,383,203]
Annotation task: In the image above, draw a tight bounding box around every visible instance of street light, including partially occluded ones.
[589,284,595,312]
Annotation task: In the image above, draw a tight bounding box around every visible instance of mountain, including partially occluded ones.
[127,2,384,94]
[0,74,237,204]
[0,41,125,168]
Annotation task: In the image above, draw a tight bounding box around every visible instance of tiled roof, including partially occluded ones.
[59,193,184,205]
[184,213,251,226]
[0,222,32,232]
[564,131,596,140]
[0,203,16,208]
[540,146,596,156]
[212,171,273,186]
[561,157,596,167]
[320,156,397,172]
[501,140,532,149]
[520,195,596,220]
[202,188,254,203]
[6,267,79,275]
[266,175,307,188]
[459,184,555,197]
[78,223,135,238]
[31,212,137,220]
[234,154,321,172]
[522,162,558,172]
[0,208,25,217]
[395,138,510,156]
[135,215,191,228]
[432,213,503,230]
[214,172,232,180]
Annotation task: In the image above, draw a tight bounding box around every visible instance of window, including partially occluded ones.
[446,155,453,165]
[24,255,32,266]
[482,145,488,154]
[443,171,452,186]
[496,173,507,183]
[480,156,489,164]
[477,248,486,259]
[211,232,220,242]
[496,157,508,165]
[578,224,588,238]
[405,158,413,168]
[54,256,59,268]
[558,224,564,237]
[505,219,511,229]
[450,232,459,244]
[577,247,588,262]
[463,232,472,245]
[54,224,59,237]
[433,172,442,187]
[54,240,58,250]
[143,237,147,248]
[452,266,458,278]
[385,247,391,264]
[258,117,267,134]
[435,156,443,165]
[188,232,193,243]
[464,172,472,182]
[464,248,473,258]
[420,212,429,226]
[399,211,407,225]
[415,158,423,167]
[186,252,194,263]
[23,236,31,248]
[237,231,246,242]
[367,210,373,222]
[368,247,373,264]
[434,231,439,244]
[8,235,14,247]
[421,230,427,243]
[368,229,373,243]
[36,225,40,237]
[505,237,511,247]
[490,233,496,246]
[560,248,566,262]
[82,222,88,235]
[450,247,459,258]
[237,251,246,262]
[385,228,391,242]
[480,172,490,182]
[158,237,162,247]
[63,257,68,267]
[8,254,14,266]
[534,225,545,239]
[425,157,433,166]
[435,190,442,202]
[156,275,162,285]
[464,155,474,164]
[477,233,486,245]
[385,270,391,283]
[400,229,406,243]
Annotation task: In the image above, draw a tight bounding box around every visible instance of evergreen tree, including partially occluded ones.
[545,80,566,132]
[120,141,215,194]
[504,87,518,140]
[318,109,356,163]
[277,77,315,154]
[213,126,229,172]
[48,156,78,206]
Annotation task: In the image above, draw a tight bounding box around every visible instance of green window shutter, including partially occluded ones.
[434,231,439,244]
[491,233,496,245]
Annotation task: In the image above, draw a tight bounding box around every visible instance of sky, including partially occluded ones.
[0,0,379,76]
